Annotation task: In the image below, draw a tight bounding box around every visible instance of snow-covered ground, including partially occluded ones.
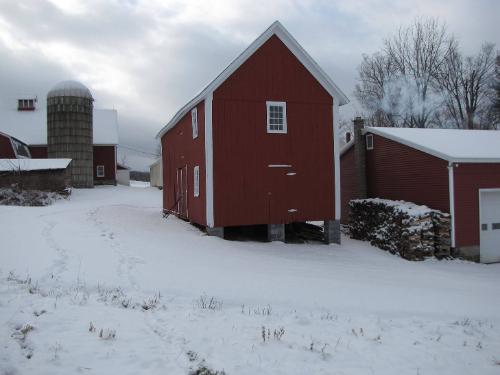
[1,186,499,375]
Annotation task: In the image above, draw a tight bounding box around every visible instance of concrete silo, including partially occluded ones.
[47,80,94,188]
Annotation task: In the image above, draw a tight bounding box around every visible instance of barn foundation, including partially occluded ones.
[324,220,341,244]
[267,223,285,242]
[206,226,224,238]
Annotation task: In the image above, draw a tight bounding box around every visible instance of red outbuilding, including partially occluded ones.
[341,119,500,263]
[157,21,349,242]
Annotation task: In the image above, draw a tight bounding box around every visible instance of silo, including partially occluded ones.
[47,80,94,188]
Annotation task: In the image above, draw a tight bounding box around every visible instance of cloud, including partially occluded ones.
[0,0,498,170]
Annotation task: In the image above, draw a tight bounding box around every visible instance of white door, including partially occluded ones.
[480,190,500,263]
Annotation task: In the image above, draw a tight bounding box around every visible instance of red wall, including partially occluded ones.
[453,163,500,247]
[365,134,450,213]
[93,145,116,183]
[212,35,335,227]
[29,146,48,159]
[0,134,15,158]
[340,146,359,224]
[161,101,206,226]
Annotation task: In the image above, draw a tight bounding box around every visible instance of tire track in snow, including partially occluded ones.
[40,221,69,283]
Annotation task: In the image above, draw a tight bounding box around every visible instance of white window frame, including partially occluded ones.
[366,134,374,150]
[96,165,105,177]
[266,101,287,134]
[191,107,198,139]
[193,165,200,197]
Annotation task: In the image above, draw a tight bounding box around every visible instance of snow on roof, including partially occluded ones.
[0,158,71,172]
[365,127,500,163]
[156,20,349,139]
[47,80,93,99]
[0,107,119,146]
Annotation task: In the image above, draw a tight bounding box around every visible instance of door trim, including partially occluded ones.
[478,188,500,263]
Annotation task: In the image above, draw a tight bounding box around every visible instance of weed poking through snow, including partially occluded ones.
[196,295,223,310]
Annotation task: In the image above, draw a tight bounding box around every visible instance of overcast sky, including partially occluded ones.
[1,0,498,170]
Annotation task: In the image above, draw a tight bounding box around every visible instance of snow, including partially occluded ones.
[0,107,119,145]
[1,186,500,374]
[0,158,71,171]
[366,127,500,162]
[352,198,446,217]
[129,180,150,188]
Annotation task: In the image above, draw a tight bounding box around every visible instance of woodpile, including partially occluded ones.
[349,199,451,260]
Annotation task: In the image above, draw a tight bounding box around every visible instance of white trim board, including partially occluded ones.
[333,100,341,220]
[204,93,214,227]
[448,163,456,248]
[156,20,349,140]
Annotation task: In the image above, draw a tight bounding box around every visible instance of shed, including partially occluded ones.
[156,21,348,242]
[0,158,71,191]
[341,121,500,263]
[149,158,163,189]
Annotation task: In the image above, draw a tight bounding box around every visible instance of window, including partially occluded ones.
[96,165,105,177]
[17,98,36,111]
[193,165,200,197]
[191,108,198,139]
[11,138,31,158]
[366,134,374,150]
[266,101,287,133]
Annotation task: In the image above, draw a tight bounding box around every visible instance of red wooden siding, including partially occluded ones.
[0,133,16,158]
[29,146,48,159]
[365,134,450,213]
[340,146,359,224]
[93,145,116,183]
[161,101,206,226]
[212,35,335,227]
[453,163,500,247]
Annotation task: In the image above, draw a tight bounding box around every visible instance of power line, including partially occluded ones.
[117,144,160,157]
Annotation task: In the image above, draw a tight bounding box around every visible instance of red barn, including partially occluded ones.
[157,21,349,242]
[0,91,119,185]
[341,120,500,263]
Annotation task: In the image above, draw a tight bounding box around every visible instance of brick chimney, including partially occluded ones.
[353,117,367,198]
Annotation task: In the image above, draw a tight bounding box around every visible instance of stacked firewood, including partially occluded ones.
[349,199,451,260]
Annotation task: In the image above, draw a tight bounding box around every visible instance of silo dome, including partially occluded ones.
[47,80,94,188]
[47,80,93,100]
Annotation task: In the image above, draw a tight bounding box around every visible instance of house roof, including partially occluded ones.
[156,20,349,139]
[0,107,119,146]
[365,127,500,163]
[0,158,71,172]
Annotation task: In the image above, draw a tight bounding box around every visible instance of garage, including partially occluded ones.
[480,189,500,263]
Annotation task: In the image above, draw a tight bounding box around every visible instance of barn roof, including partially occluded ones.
[0,158,71,172]
[365,127,500,163]
[156,20,349,139]
[0,107,119,146]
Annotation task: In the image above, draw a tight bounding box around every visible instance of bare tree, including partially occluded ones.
[438,43,496,129]
[382,18,455,128]
[355,18,455,128]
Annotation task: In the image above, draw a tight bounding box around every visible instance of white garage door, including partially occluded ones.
[480,189,500,263]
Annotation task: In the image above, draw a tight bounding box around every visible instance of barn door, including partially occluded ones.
[479,190,500,263]
[176,165,188,219]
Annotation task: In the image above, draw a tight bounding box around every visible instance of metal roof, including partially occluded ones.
[47,80,93,99]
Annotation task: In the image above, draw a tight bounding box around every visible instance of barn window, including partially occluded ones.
[191,108,198,139]
[366,134,374,150]
[193,165,200,197]
[266,101,287,133]
[96,165,105,177]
